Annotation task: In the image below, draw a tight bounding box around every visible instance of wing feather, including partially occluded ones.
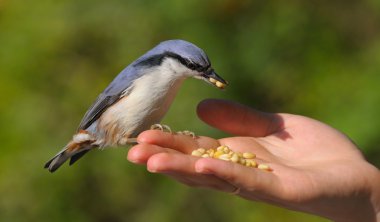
[76,53,152,131]
[77,93,122,130]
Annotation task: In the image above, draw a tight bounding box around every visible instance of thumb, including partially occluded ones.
[197,99,283,137]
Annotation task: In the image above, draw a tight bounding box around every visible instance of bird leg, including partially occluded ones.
[118,137,137,145]
[119,124,174,146]
[150,124,172,133]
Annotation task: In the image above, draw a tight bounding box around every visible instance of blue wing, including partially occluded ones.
[77,65,143,131]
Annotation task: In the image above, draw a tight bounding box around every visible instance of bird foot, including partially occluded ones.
[118,137,137,145]
[150,124,172,133]
[176,130,196,138]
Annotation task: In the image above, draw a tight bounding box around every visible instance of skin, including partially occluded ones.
[127,99,380,222]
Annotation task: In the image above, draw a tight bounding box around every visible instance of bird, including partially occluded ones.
[44,39,228,172]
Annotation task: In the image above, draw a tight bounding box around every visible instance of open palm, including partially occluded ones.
[128,99,380,222]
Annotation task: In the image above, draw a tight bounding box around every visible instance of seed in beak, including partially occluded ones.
[216,81,225,88]
[209,77,217,83]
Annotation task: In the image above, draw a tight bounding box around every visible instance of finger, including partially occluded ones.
[127,143,179,164]
[194,157,282,197]
[137,130,220,154]
[162,171,238,193]
[147,152,237,193]
[197,99,284,137]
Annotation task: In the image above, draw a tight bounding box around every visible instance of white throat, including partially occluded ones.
[96,57,193,145]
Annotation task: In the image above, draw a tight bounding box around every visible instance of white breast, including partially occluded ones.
[96,58,189,146]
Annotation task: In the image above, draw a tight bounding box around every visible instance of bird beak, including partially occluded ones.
[202,69,228,89]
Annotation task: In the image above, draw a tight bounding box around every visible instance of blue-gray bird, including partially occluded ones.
[44,39,227,172]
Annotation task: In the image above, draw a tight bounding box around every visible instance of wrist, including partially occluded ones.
[371,166,380,222]
[310,163,380,222]
[333,163,380,222]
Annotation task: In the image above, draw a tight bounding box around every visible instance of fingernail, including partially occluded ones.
[127,157,139,164]
[147,166,157,173]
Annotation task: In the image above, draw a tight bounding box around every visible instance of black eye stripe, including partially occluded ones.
[135,51,210,72]
[185,60,209,72]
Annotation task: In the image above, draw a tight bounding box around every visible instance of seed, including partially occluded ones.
[223,146,230,153]
[197,148,206,154]
[239,158,246,165]
[245,161,251,167]
[213,150,224,158]
[209,77,217,83]
[246,159,257,168]
[191,150,203,157]
[230,153,239,163]
[218,154,231,161]
[201,154,210,158]
[243,152,256,159]
[206,148,215,154]
[216,145,225,152]
[258,164,271,171]
[216,81,225,88]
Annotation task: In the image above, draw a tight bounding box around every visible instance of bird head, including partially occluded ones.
[134,40,228,89]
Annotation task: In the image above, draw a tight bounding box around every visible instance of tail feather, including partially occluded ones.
[44,149,72,173]
[45,131,96,172]
[45,144,94,173]
[69,150,90,166]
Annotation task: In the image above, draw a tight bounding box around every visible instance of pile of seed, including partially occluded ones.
[191,145,271,171]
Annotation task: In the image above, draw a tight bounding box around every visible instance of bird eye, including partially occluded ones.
[187,62,196,70]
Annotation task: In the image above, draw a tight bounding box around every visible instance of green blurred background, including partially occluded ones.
[1,0,379,221]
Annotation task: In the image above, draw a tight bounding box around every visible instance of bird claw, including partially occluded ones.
[150,124,172,133]
[176,130,196,138]
[150,124,196,138]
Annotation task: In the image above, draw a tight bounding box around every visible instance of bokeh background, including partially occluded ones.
[1,0,379,221]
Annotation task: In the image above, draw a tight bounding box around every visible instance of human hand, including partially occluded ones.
[128,99,380,222]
